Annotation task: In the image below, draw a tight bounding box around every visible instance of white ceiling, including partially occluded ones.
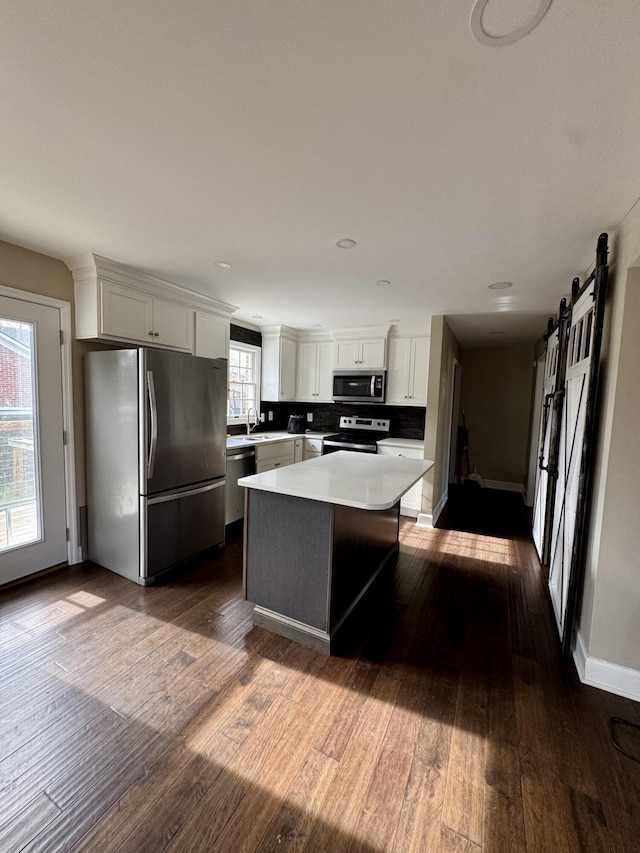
[2,1,640,346]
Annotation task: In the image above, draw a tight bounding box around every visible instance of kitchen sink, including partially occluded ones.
[241,435,270,440]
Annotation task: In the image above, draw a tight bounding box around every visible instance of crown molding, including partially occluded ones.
[65,253,238,317]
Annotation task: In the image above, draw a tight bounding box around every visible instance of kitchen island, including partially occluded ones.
[239,450,433,653]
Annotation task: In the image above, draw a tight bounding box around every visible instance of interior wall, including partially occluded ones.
[585,264,640,670]
[422,316,461,521]
[459,346,534,487]
[0,241,88,511]
[577,202,640,673]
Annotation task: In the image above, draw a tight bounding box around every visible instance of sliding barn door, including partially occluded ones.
[533,234,609,652]
[547,288,594,639]
[531,329,558,561]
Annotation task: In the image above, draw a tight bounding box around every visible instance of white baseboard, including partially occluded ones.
[416,489,448,529]
[483,479,524,493]
[574,629,640,702]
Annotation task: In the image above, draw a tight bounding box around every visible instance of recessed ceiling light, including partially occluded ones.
[312,324,322,328]
[470,0,553,47]
[375,280,391,287]
[490,330,506,335]
[215,261,232,269]
[335,239,357,249]
[487,281,513,290]
[252,315,263,320]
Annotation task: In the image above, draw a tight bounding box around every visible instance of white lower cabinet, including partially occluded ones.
[303,437,323,460]
[256,440,295,473]
[377,443,424,517]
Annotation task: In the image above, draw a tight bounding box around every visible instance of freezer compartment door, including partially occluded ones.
[140,479,225,579]
[142,349,227,495]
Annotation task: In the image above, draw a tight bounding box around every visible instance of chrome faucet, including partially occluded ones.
[246,406,260,436]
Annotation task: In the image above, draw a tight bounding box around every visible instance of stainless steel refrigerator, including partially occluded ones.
[85,348,227,584]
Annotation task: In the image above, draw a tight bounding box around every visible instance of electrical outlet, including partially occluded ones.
[306,412,313,422]
[268,411,273,421]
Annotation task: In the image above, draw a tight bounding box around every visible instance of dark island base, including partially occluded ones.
[243,490,400,654]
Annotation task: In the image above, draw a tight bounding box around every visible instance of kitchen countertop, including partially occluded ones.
[226,431,329,451]
[238,450,433,510]
[376,437,425,450]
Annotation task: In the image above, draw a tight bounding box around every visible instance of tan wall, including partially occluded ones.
[0,241,90,513]
[581,253,640,671]
[576,202,640,673]
[459,346,535,485]
[423,316,461,519]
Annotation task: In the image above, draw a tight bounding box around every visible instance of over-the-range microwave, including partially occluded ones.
[332,370,386,403]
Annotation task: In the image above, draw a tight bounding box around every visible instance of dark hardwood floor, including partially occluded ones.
[1,500,640,852]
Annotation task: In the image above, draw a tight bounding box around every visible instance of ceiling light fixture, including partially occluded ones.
[375,280,391,287]
[470,0,553,47]
[312,324,322,328]
[252,315,263,320]
[335,239,357,249]
[490,330,506,335]
[215,261,232,269]
[487,281,513,290]
[389,318,399,324]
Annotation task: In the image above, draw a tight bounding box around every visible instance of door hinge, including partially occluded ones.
[60,329,64,345]
[63,430,68,446]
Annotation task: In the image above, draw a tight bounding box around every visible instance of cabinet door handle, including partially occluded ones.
[154,332,159,337]
[274,462,281,467]
[148,331,154,336]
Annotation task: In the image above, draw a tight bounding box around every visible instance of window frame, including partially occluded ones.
[227,341,261,426]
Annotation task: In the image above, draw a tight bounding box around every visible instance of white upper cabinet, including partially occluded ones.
[100,281,193,350]
[67,253,236,354]
[334,337,386,369]
[261,326,298,402]
[385,333,430,406]
[297,339,336,402]
[100,280,153,343]
[194,310,230,360]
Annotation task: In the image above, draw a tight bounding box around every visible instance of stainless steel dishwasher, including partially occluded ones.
[225,446,256,525]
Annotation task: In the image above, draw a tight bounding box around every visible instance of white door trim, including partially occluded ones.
[0,284,80,565]
[525,354,546,507]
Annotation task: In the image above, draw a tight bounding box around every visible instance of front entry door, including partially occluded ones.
[0,295,67,584]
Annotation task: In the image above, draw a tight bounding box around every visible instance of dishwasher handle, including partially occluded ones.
[227,450,256,461]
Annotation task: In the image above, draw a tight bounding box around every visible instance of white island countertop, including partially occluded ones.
[238,450,434,511]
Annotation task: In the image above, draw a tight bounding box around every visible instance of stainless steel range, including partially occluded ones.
[322,417,390,454]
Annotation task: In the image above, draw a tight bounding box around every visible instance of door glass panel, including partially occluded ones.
[0,318,40,551]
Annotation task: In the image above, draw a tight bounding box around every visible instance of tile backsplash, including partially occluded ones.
[253,401,425,439]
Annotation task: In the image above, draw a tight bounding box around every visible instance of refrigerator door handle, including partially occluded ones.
[147,479,226,506]
[147,370,158,480]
